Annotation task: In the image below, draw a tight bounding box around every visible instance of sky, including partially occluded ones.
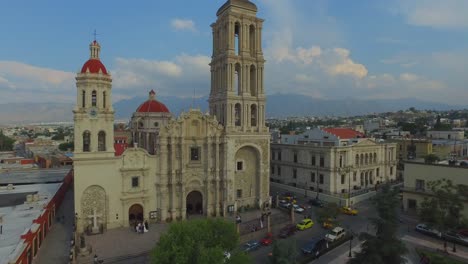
[0,0,467,106]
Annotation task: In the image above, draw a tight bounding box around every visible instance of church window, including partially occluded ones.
[249,25,255,56]
[312,155,316,166]
[293,152,298,163]
[250,104,257,127]
[319,174,324,184]
[83,131,91,152]
[103,91,106,108]
[237,189,242,198]
[235,64,241,95]
[190,147,200,161]
[234,22,241,56]
[139,121,144,128]
[235,103,241,126]
[373,153,377,163]
[319,156,324,167]
[355,154,359,165]
[250,65,257,96]
[82,90,86,108]
[131,176,139,188]
[237,161,243,171]
[341,174,345,185]
[98,131,106,151]
[293,169,297,179]
[278,151,282,161]
[92,90,97,107]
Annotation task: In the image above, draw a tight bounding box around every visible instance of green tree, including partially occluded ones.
[348,184,407,264]
[423,154,439,164]
[269,238,298,264]
[418,179,466,251]
[0,131,15,151]
[317,202,340,224]
[58,142,74,151]
[151,219,251,264]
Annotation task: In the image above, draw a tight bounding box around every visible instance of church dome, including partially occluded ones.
[217,0,257,16]
[80,40,109,75]
[136,90,170,113]
[81,59,108,75]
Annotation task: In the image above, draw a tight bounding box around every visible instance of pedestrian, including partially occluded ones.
[144,220,149,231]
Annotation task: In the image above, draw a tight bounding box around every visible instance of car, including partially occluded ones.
[301,238,329,257]
[325,227,346,242]
[443,231,468,246]
[458,229,468,237]
[308,198,325,207]
[296,218,314,230]
[261,232,274,246]
[279,224,297,238]
[242,240,261,252]
[279,201,291,209]
[415,224,442,238]
[292,204,305,213]
[341,207,358,216]
[322,218,335,229]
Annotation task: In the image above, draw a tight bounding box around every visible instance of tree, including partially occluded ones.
[348,184,407,264]
[0,131,15,151]
[151,219,251,264]
[423,154,439,164]
[269,238,298,264]
[317,202,340,224]
[58,142,74,151]
[418,179,466,251]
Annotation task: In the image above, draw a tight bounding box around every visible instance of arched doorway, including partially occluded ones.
[186,191,203,215]
[129,204,144,226]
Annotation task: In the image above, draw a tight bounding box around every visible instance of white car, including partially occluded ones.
[325,227,346,242]
[415,224,442,238]
[292,204,305,213]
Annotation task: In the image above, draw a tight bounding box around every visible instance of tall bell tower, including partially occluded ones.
[209,0,266,133]
[73,40,115,159]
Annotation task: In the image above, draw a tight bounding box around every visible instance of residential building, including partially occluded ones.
[427,130,464,140]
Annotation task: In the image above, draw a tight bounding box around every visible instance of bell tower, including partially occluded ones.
[73,40,115,159]
[209,0,266,133]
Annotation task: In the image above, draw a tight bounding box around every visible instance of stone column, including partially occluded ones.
[159,138,168,221]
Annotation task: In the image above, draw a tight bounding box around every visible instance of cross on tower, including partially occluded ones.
[93,30,99,41]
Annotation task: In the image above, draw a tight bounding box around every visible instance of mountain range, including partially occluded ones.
[0,94,462,125]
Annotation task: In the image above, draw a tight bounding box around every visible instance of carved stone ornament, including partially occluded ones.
[81,185,106,226]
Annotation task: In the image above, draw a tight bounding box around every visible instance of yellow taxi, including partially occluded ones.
[296,218,314,230]
[341,207,358,216]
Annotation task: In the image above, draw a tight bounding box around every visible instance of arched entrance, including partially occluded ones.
[186,191,203,215]
[129,204,144,226]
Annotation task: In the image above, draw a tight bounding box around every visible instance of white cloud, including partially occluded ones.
[171,18,196,32]
[399,73,419,82]
[396,0,468,29]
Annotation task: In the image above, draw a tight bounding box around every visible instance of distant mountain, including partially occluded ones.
[0,94,462,124]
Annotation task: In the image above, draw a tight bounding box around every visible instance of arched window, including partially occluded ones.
[250,104,257,127]
[235,103,241,126]
[92,90,97,107]
[249,25,255,56]
[103,91,106,108]
[82,90,86,108]
[234,22,241,55]
[250,65,257,96]
[365,154,368,164]
[360,154,364,165]
[235,63,241,95]
[98,131,106,151]
[373,153,377,163]
[83,131,91,152]
[355,154,359,165]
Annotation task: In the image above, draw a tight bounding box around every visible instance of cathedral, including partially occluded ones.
[73,0,270,233]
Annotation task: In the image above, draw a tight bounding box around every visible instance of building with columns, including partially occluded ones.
[73,0,270,234]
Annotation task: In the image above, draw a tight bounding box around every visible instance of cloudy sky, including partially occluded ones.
[0,0,467,105]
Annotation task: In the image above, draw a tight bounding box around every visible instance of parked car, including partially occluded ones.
[279,224,297,238]
[325,227,346,242]
[261,232,274,246]
[415,224,442,238]
[301,238,329,256]
[242,240,261,252]
[458,229,468,237]
[341,207,358,216]
[279,201,291,209]
[443,231,468,246]
[308,198,325,207]
[292,204,305,213]
[296,218,314,230]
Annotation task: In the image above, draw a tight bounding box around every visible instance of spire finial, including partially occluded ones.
[149,90,156,100]
[93,29,98,41]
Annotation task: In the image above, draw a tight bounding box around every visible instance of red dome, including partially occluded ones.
[136,100,170,113]
[81,59,108,75]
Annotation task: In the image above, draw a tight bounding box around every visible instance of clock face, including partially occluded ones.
[88,108,98,118]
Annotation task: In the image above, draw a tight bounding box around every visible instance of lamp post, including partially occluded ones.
[338,166,354,207]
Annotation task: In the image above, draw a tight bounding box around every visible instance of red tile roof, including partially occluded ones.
[322,128,365,139]
[81,59,108,75]
[136,99,170,113]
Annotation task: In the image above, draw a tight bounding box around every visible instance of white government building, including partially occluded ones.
[73,0,270,234]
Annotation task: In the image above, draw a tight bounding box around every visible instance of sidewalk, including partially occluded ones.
[34,187,75,264]
[402,234,468,261]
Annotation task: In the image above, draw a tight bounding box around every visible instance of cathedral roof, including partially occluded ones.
[217,0,257,16]
[135,90,170,113]
[81,59,108,75]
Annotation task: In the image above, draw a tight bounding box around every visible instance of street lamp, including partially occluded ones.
[338,166,354,207]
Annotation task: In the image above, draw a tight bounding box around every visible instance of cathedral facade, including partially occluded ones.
[73,0,270,233]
